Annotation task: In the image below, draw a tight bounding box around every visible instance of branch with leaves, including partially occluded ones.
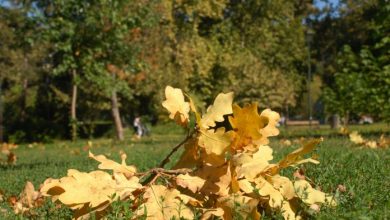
[36,86,336,220]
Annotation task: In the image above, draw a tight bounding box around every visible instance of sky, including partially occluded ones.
[315,0,341,9]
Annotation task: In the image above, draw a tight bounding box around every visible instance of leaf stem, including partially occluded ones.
[140,129,196,185]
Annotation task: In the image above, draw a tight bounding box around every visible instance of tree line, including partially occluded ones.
[0,0,388,142]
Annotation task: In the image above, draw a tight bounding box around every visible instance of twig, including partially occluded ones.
[140,168,192,185]
[158,129,196,168]
[140,130,196,186]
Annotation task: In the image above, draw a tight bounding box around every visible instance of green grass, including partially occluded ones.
[0,123,389,219]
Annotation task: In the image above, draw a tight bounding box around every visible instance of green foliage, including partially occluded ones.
[323,46,367,120]
[314,0,390,122]
[1,0,389,140]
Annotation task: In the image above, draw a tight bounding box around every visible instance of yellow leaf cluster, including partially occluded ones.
[40,152,142,219]
[349,131,389,149]
[37,86,336,220]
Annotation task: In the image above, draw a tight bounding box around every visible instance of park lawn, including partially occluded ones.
[0,123,389,219]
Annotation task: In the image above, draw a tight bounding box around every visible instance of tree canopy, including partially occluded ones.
[0,0,388,142]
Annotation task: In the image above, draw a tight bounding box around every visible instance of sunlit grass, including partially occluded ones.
[0,123,389,219]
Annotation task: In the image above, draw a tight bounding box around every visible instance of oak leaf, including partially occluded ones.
[255,177,284,208]
[281,200,300,220]
[194,164,231,196]
[256,109,281,145]
[89,151,136,178]
[176,174,206,193]
[198,127,231,156]
[349,131,365,145]
[162,86,190,126]
[136,185,194,220]
[294,180,336,206]
[228,103,268,149]
[217,194,259,220]
[266,139,321,175]
[199,208,224,220]
[234,145,273,180]
[199,92,234,129]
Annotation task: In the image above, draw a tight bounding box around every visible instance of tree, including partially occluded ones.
[35,0,155,141]
[318,0,390,123]
[323,46,367,126]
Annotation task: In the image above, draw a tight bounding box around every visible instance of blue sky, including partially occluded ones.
[315,0,341,9]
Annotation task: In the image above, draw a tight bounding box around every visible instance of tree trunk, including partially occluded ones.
[20,55,28,122]
[0,79,3,143]
[111,90,124,141]
[330,114,340,129]
[20,78,28,122]
[343,112,350,128]
[70,70,78,141]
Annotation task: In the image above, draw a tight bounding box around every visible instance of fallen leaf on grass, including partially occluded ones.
[10,182,43,215]
[349,131,365,145]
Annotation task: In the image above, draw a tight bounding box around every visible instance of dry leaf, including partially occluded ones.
[162,86,190,126]
[349,131,365,145]
[199,92,234,129]
[198,127,231,156]
[176,174,206,193]
[89,151,136,178]
[228,103,268,149]
[136,185,194,220]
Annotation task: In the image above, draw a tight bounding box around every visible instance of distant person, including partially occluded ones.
[133,116,150,139]
[359,115,373,124]
[133,116,143,139]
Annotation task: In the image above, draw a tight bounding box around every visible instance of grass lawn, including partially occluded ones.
[0,123,389,219]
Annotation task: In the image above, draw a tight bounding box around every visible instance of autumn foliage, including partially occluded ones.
[39,86,336,219]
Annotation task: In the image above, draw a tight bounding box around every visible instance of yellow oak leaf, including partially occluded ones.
[266,139,322,175]
[162,86,190,126]
[200,208,224,220]
[294,180,325,204]
[228,103,268,149]
[217,194,259,220]
[349,131,365,145]
[233,145,273,180]
[255,109,281,145]
[199,92,234,129]
[136,185,194,220]
[113,173,142,200]
[51,170,116,207]
[89,151,136,178]
[281,200,301,220]
[365,141,377,149]
[271,175,295,200]
[40,169,142,219]
[255,177,284,208]
[198,127,232,156]
[176,174,206,193]
[194,164,231,196]
[238,179,254,194]
[294,180,335,206]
